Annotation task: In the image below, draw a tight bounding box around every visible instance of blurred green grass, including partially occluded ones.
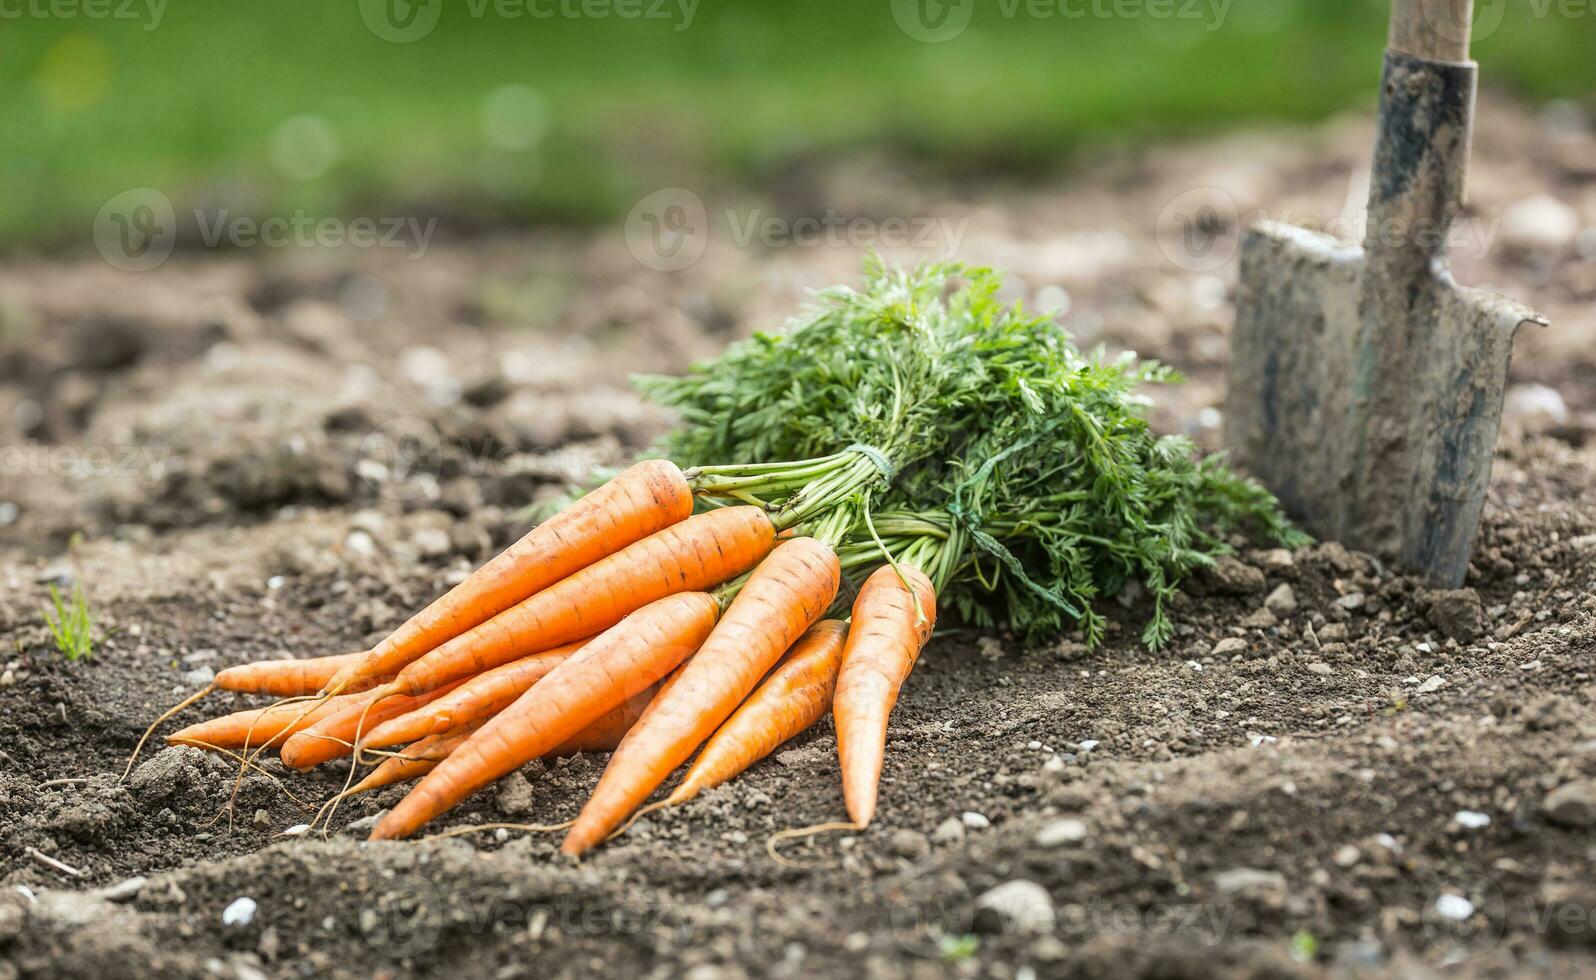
[2,0,1591,249]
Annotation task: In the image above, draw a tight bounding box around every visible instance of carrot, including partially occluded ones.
[549,670,675,757]
[165,693,368,750]
[561,537,840,856]
[279,678,469,770]
[349,728,477,795]
[833,563,937,828]
[666,619,847,806]
[355,640,588,753]
[122,651,377,781]
[369,590,721,841]
[378,506,774,699]
[215,651,369,696]
[325,459,693,695]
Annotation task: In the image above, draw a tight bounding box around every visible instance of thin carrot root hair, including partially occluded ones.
[166,737,317,811]
[217,692,326,829]
[121,682,214,782]
[318,694,384,838]
[420,820,574,843]
[765,821,862,867]
[605,798,672,842]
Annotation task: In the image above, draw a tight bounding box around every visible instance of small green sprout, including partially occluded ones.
[1290,929,1319,962]
[43,583,94,661]
[937,934,980,963]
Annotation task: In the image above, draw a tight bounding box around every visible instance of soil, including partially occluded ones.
[3,95,1595,979]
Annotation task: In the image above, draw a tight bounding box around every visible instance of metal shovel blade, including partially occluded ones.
[1225,51,1545,586]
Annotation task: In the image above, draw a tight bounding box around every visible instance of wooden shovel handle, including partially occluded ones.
[1388,0,1475,61]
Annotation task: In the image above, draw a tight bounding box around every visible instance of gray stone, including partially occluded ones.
[1264,583,1298,616]
[1214,868,1286,895]
[974,880,1056,935]
[1545,781,1596,828]
[932,817,965,844]
[1034,818,1089,847]
[1425,588,1484,642]
[889,829,930,860]
[1211,637,1248,657]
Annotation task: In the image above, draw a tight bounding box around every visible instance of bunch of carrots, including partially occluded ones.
[127,259,1303,853]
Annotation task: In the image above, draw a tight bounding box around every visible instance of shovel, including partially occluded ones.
[1225,0,1546,586]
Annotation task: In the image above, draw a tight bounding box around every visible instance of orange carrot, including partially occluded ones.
[215,652,368,696]
[356,640,588,752]
[369,591,721,841]
[667,619,847,806]
[833,563,937,828]
[165,694,367,750]
[561,537,840,855]
[279,678,469,770]
[378,506,774,699]
[325,459,693,695]
[549,671,675,757]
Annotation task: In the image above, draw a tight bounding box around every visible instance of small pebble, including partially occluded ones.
[1332,845,1361,868]
[0,670,14,688]
[1434,894,1474,922]
[344,530,378,557]
[101,876,148,902]
[266,576,285,590]
[1544,781,1596,827]
[222,897,258,927]
[1414,675,1446,694]
[1034,818,1089,847]
[1454,810,1491,830]
[1211,637,1247,657]
[1306,662,1333,676]
[961,811,990,830]
[932,817,965,844]
[975,880,1056,935]
[1264,583,1298,616]
[1333,592,1366,612]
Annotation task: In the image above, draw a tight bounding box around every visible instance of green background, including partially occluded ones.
[2,0,1591,247]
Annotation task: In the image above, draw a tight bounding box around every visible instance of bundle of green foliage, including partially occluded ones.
[638,257,1306,648]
